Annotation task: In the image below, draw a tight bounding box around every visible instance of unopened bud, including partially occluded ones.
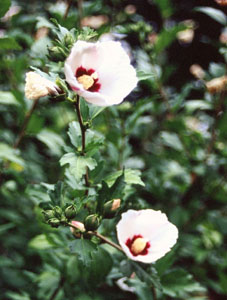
[42,210,55,221]
[48,46,66,61]
[85,214,100,231]
[104,199,121,218]
[48,218,61,228]
[65,205,77,220]
[53,206,62,218]
[70,220,85,237]
[64,34,74,48]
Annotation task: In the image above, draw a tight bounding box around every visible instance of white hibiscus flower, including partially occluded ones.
[116,209,178,263]
[64,40,138,106]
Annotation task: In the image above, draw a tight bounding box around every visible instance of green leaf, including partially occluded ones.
[160,132,184,151]
[97,172,125,214]
[137,70,155,81]
[0,143,25,167]
[0,0,11,18]
[0,37,21,51]
[161,268,206,298]
[68,121,81,148]
[37,129,65,156]
[48,181,64,206]
[5,292,31,300]
[60,153,97,181]
[69,239,97,267]
[131,262,162,290]
[195,7,227,25]
[0,91,20,106]
[104,169,145,187]
[82,246,113,286]
[185,100,212,113]
[29,234,56,250]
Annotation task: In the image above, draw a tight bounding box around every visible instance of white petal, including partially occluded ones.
[116,209,178,264]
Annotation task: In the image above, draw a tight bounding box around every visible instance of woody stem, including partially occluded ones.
[68,222,123,252]
[74,96,90,191]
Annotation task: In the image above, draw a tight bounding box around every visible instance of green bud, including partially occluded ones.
[60,215,68,225]
[48,46,66,61]
[103,199,121,218]
[42,210,55,221]
[64,33,74,48]
[65,205,77,220]
[47,218,61,228]
[53,206,62,218]
[85,214,100,231]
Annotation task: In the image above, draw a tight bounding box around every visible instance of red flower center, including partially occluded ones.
[126,234,150,256]
[75,66,101,92]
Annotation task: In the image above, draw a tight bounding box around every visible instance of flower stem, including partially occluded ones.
[64,0,73,19]
[74,96,90,191]
[77,0,83,28]
[91,231,123,252]
[68,223,123,252]
[14,98,39,149]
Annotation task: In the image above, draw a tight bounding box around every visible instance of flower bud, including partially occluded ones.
[65,205,77,220]
[48,46,66,61]
[85,214,100,231]
[104,199,121,218]
[64,34,75,48]
[47,218,61,228]
[70,220,86,237]
[53,206,62,218]
[42,210,55,221]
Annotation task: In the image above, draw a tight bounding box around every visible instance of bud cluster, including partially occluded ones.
[48,33,75,62]
[42,204,77,228]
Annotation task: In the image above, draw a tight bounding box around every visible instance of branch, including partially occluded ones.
[63,0,73,19]
[77,0,83,28]
[68,222,123,252]
[74,96,90,191]
[91,231,123,252]
[14,98,39,149]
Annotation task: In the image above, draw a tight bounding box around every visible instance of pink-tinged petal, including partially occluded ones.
[116,209,178,263]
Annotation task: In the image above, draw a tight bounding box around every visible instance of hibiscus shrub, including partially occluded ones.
[0,1,227,300]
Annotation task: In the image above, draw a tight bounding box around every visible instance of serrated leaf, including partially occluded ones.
[68,121,81,148]
[69,239,97,267]
[83,247,113,286]
[0,37,21,50]
[48,181,64,206]
[195,7,227,25]
[0,0,11,18]
[105,169,145,187]
[60,153,97,181]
